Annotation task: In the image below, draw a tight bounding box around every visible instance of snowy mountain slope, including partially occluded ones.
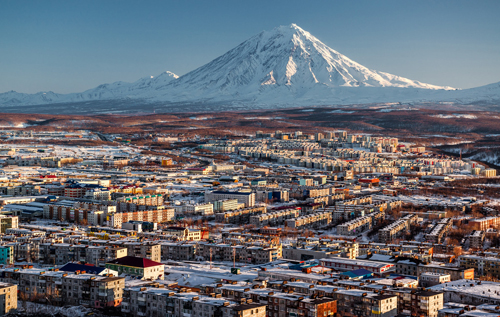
[164,24,453,96]
[0,71,178,106]
[0,23,499,110]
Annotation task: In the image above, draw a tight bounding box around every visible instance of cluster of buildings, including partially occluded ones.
[0,128,499,317]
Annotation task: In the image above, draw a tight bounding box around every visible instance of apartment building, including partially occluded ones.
[213,199,240,212]
[164,227,202,241]
[197,241,282,264]
[61,274,125,308]
[425,218,452,244]
[283,242,358,260]
[205,191,256,207]
[160,242,196,261]
[469,217,500,231]
[0,282,16,316]
[250,208,300,227]
[215,284,337,317]
[337,211,384,236]
[38,243,88,265]
[320,258,394,274]
[106,256,165,280]
[267,293,337,317]
[0,216,18,234]
[458,255,500,278]
[17,268,125,308]
[417,263,474,281]
[85,246,128,267]
[110,208,175,228]
[420,272,451,287]
[378,214,418,243]
[113,241,161,262]
[285,211,332,230]
[333,289,397,317]
[122,287,267,317]
[468,230,485,249]
[0,246,13,265]
[215,206,266,224]
[254,189,290,203]
[118,194,165,208]
[177,203,214,216]
[428,279,500,306]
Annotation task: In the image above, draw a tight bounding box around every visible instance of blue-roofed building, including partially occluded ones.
[340,268,374,280]
[59,263,118,276]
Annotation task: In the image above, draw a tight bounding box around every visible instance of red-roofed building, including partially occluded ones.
[105,256,165,280]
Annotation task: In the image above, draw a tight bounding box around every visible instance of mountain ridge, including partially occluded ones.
[1,23,499,111]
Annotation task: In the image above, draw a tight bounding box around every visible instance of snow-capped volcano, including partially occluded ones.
[2,23,499,112]
[167,24,453,92]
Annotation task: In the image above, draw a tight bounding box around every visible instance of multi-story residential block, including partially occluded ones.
[337,211,384,236]
[378,214,418,243]
[122,287,267,317]
[425,218,452,244]
[164,227,202,241]
[285,211,332,230]
[213,199,240,212]
[106,256,165,280]
[215,206,266,224]
[205,191,256,207]
[254,189,290,203]
[38,243,88,265]
[283,242,358,261]
[417,263,474,281]
[113,241,161,262]
[117,194,165,209]
[468,230,485,249]
[182,203,214,216]
[61,274,125,308]
[160,242,196,261]
[0,282,17,315]
[428,279,500,306]
[0,216,18,234]
[110,208,175,228]
[250,208,300,227]
[333,289,397,317]
[16,268,124,308]
[85,246,128,267]
[458,255,500,278]
[0,246,13,265]
[420,272,451,287]
[197,241,282,264]
[84,188,111,200]
[469,217,500,231]
[320,258,394,274]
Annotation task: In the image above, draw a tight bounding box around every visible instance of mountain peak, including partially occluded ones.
[265,23,313,40]
[169,24,454,94]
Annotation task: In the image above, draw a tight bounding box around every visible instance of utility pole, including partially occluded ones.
[233,247,236,268]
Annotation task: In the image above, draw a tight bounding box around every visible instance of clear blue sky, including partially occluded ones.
[1,0,499,93]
